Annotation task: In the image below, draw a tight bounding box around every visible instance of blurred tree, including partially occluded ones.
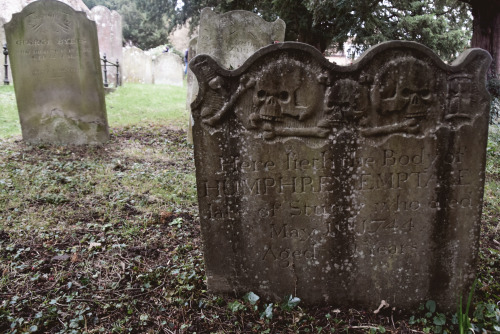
[83,0,176,49]
[459,0,500,83]
[175,0,472,61]
[84,0,476,64]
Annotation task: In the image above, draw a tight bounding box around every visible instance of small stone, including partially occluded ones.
[51,254,70,261]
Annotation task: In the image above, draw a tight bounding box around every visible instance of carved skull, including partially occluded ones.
[252,61,313,122]
[376,58,433,119]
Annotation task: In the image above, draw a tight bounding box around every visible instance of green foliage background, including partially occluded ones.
[83,0,177,49]
[83,0,472,61]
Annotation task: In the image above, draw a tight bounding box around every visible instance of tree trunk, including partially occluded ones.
[470,0,500,79]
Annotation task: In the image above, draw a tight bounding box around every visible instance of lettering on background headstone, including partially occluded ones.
[5,0,108,144]
[190,41,491,311]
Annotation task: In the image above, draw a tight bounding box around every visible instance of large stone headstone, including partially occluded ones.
[152,52,184,86]
[122,46,153,84]
[190,41,491,311]
[187,8,286,143]
[5,0,108,144]
[90,5,122,86]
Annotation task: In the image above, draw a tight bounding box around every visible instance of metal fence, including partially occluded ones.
[3,44,9,85]
[101,54,121,88]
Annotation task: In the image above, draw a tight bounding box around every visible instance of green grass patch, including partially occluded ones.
[106,84,189,129]
[0,83,190,139]
[0,85,21,138]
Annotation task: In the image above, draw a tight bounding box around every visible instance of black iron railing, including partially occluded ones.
[3,44,9,85]
[101,53,120,88]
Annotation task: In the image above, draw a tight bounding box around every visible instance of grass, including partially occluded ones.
[0,85,21,137]
[0,83,190,138]
[0,85,498,333]
[106,84,189,129]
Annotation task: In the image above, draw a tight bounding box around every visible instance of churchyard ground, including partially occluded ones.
[0,84,498,333]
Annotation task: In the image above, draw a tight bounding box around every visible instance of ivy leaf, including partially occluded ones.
[243,292,260,305]
[261,303,273,319]
[227,300,245,313]
[281,295,301,311]
[426,300,436,313]
[433,313,446,326]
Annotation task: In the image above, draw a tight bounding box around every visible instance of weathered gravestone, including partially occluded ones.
[153,52,184,86]
[122,46,153,84]
[90,5,122,86]
[190,41,491,310]
[186,36,197,143]
[187,8,286,143]
[5,0,108,144]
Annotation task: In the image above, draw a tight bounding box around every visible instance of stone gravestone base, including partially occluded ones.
[190,41,491,311]
[5,0,108,145]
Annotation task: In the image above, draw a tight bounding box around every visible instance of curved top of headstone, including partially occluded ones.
[90,4,121,18]
[190,41,491,147]
[199,7,285,40]
[123,45,145,54]
[196,8,286,70]
[193,41,490,79]
[25,0,91,15]
[7,0,91,27]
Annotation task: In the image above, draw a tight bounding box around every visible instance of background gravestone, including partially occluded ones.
[190,41,491,311]
[152,52,184,86]
[186,37,198,107]
[122,46,153,84]
[5,0,108,144]
[90,5,123,86]
[187,8,286,143]
[186,36,197,143]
